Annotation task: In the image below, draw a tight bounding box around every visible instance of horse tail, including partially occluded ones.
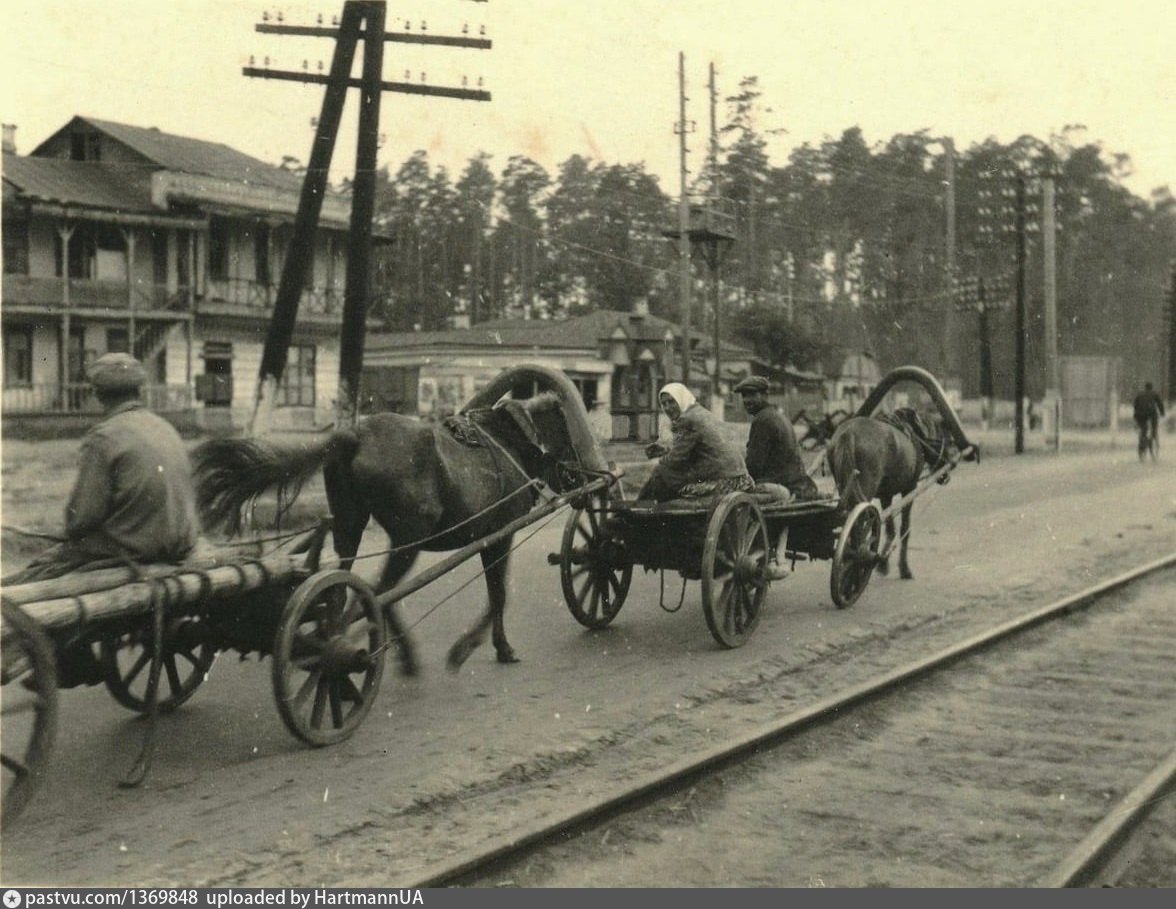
[193,431,359,535]
[828,426,861,512]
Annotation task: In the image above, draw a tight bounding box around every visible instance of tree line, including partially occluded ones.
[341,76,1175,396]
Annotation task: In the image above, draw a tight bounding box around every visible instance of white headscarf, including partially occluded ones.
[658,382,697,415]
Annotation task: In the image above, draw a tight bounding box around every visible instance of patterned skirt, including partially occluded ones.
[678,474,755,498]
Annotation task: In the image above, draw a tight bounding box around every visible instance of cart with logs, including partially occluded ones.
[0,472,617,829]
[552,366,978,649]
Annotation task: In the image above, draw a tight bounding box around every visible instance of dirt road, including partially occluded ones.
[2,433,1173,886]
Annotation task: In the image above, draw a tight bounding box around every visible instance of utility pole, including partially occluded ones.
[1165,258,1176,406]
[942,138,956,382]
[676,51,693,386]
[709,61,721,402]
[243,2,491,433]
[1014,174,1027,455]
[1042,176,1060,451]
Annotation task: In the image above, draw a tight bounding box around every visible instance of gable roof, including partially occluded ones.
[33,116,303,193]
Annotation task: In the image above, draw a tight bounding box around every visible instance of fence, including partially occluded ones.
[1,383,193,415]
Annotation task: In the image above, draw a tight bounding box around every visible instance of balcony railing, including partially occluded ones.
[206,277,344,315]
[2,275,191,312]
[1,383,193,415]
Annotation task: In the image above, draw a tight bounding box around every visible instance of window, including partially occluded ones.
[67,327,88,382]
[55,227,90,279]
[209,217,230,281]
[3,221,29,274]
[3,326,33,387]
[106,327,129,355]
[278,344,316,407]
[70,132,101,162]
[254,224,271,285]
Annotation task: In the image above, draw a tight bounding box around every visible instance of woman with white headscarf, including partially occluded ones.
[638,382,753,502]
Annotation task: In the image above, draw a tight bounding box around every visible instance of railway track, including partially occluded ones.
[404,554,1176,887]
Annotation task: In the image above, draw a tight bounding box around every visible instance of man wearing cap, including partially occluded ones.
[5,353,200,584]
[734,375,818,502]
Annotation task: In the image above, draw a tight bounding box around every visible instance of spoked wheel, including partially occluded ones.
[100,616,216,713]
[701,493,770,648]
[560,495,632,629]
[830,502,883,609]
[272,570,387,747]
[2,600,58,830]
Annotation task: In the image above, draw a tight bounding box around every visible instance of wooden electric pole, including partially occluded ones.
[244,1,491,433]
[1042,176,1060,451]
[1014,174,1027,455]
[676,51,693,386]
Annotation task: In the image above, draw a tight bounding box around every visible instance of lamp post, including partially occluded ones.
[662,198,735,413]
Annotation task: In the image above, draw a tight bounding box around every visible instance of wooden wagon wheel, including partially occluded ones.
[2,600,58,830]
[560,494,632,629]
[830,502,883,609]
[99,616,216,713]
[272,569,386,747]
[701,493,769,649]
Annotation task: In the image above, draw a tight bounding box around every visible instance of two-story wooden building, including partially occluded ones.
[2,116,375,431]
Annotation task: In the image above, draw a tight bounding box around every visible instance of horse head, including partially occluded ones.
[891,408,959,476]
[492,392,579,493]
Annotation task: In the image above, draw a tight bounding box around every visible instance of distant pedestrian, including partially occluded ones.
[1132,381,1165,454]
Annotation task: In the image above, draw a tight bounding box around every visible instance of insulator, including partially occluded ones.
[302,59,308,70]
[317,13,322,25]
[332,15,338,26]
[462,75,468,86]
[420,72,427,82]
[477,76,483,87]
[404,19,411,29]
[277,11,283,23]
[480,24,486,36]
[462,23,469,35]
[249,55,255,66]
[405,69,411,80]
[421,20,427,31]
[262,11,269,22]
[264,56,270,67]
[318,60,323,71]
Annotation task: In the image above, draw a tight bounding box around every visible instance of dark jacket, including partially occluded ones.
[65,401,199,562]
[1133,389,1165,422]
[744,404,809,488]
[649,403,749,494]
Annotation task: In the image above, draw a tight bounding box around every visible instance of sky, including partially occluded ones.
[1,0,1174,200]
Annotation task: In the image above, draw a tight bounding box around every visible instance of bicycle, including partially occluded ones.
[1136,420,1159,462]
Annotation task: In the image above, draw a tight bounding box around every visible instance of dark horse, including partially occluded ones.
[827,408,959,580]
[193,366,607,674]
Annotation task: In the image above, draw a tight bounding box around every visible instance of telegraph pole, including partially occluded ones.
[1165,258,1176,406]
[1042,176,1060,451]
[1014,173,1027,455]
[709,61,721,400]
[244,2,491,432]
[942,138,956,381]
[676,51,693,385]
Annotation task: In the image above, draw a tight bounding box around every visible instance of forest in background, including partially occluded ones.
[317,76,1175,398]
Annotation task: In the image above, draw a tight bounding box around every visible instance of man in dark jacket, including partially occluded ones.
[734,376,818,501]
[5,353,200,584]
[1132,381,1165,444]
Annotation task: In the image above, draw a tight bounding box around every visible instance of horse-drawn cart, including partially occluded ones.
[553,366,979,649]
[0,520,392,826]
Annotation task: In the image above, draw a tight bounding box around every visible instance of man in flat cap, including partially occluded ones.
[734,375,818,502]
[6,353,199,585]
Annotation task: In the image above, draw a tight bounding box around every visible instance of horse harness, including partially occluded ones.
[878,409,952,481]
[443,411,554,503]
